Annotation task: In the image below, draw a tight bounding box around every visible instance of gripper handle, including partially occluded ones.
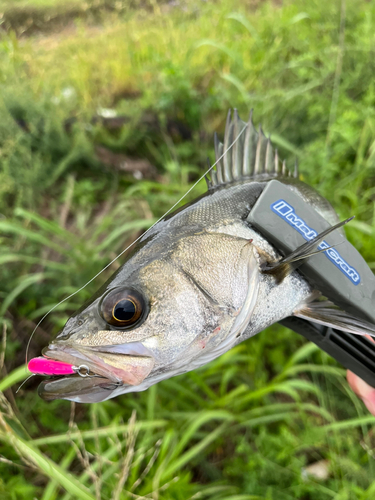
[280,317,375,388]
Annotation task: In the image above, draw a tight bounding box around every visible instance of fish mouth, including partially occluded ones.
[38,341,155,403]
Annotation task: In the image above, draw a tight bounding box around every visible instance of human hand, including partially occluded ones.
[347,370,375,415]
[347,335,375,415]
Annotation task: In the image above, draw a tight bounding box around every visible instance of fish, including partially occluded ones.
[32,110,375,403]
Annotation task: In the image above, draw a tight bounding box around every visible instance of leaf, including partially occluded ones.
[193,39,238,61]
[41,448,76,500]
[0,221,70,255]
[0,254,67,271]
[269,134,301,158]
[227,12,260,41]
[161,422,228,479]
[95,218,156,252]
[282,341,320,371]
[289,13,310,25]
[0,365,29,393]
[0,272,51,316]
[319,415,375,432]
[171,410,235,459]
[32,421,168,446]
[220,73,250,104]
[0,431,95,500]
[14,208,77,244]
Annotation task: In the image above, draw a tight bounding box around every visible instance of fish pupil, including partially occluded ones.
[113,300,136,321]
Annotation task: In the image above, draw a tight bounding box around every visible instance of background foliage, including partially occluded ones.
[1,0,375,498]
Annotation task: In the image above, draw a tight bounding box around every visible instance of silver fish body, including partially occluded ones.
[38,111,360,403]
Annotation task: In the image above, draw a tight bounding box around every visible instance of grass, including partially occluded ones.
[1,0,375,498]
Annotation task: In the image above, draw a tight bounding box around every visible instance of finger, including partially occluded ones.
[347,369,375,416]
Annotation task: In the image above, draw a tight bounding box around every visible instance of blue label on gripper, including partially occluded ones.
[270,199,360,285]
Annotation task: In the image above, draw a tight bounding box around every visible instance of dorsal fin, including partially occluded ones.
[209,109,296,188]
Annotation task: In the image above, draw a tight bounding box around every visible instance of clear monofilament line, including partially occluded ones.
[25,117,248,365]
[16,374,36,394]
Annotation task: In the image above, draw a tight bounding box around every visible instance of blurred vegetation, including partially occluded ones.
[1,0,375,498]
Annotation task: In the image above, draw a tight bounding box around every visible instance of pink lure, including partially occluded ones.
[28,357,75,376]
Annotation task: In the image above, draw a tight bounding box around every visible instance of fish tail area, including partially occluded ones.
[294,299,375,337]
[210,109,298,188]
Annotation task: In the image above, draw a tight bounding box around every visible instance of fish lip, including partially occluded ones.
[42,344,121,383]
[37,345,122,402]
[38,341,156,402]
[42,340,156,384]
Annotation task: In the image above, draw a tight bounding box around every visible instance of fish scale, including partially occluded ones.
[30,110,375,403]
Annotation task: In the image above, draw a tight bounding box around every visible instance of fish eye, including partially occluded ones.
[100,287,147,328]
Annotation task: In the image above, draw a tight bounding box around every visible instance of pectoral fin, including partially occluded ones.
[263,216,354,283]
[294,299,375,337]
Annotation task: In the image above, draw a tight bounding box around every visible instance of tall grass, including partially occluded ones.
[1,0,375,498]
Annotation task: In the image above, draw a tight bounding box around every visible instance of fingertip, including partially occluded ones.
[347,370,375,417]
[347,370,357,389]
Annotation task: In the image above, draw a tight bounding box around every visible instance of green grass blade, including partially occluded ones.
[32,420,168,446]
[0,272,50,316]
[162,422,229,479]
[0,431,95,500]
[41,447,77,500]
[0,221,70,255]
[319,415,375,432]
[0,365,29,392]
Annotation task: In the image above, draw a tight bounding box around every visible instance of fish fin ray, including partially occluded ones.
[294,158,299,178]
[222,109,233,183]
[294,300,375,337]
[263,216,354,283]
[209,110,292,189]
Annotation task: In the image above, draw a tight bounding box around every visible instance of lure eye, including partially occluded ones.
[100,287,147,328]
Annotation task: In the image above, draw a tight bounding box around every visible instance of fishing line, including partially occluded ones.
[25,114,249,365]
[16,374,36,393]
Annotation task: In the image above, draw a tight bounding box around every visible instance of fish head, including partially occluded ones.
[38,230,260,402]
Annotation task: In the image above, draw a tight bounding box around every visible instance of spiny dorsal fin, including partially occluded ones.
[209,109,296,188]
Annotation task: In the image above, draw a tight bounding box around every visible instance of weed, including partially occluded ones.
[1,0,375,498]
